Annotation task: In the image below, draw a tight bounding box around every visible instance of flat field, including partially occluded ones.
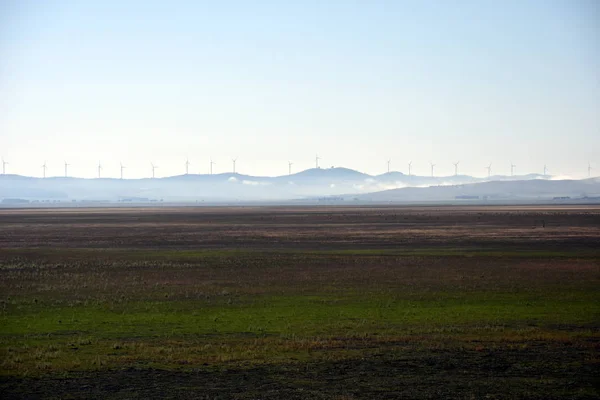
[0,205,599,399]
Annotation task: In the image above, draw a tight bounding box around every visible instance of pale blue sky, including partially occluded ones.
[1,0,598,178]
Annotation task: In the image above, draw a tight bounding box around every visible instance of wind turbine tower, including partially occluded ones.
[408,161,412,176]
[185,159,190,175]
[453,161,460,176]
[42,162,47,178]
[1,157,8,175]
[315,154,321,169]
[210,159,216,175]
[288,161,293,175]
[589,163,593,178]
[120,162,126,179]
[430,162,436,177]
[97,161,102,178]
[510,162,516,177]
[151,162,157,179]
[486,163,492,178]
[232,158,237,174]
[543,164,548,176]
[64,161,70,177]
[387,159,391,174]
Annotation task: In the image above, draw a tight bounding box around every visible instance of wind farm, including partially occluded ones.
[0,156,595,182]
[1,157,598,206]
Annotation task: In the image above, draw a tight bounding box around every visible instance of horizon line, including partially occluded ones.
[0,166,589,181]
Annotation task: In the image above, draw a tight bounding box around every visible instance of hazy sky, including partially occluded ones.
[1,0,598,179]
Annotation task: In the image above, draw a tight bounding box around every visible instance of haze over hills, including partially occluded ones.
[2,167,597,205]
[356,178,600,203]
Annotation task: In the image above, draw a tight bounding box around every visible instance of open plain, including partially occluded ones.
[1,205,599,399]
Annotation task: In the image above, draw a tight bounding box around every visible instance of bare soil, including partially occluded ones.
[1,205,599,250]
[1,206,599,399]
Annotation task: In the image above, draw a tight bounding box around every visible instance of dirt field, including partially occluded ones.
[1,206,599,399]
[1,205,599,250]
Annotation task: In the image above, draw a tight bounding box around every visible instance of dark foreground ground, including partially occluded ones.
[1,206,599,399]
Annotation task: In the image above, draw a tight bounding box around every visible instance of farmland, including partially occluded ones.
[1,206,599,399]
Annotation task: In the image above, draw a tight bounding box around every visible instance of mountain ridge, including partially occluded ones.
[1,168,596,203]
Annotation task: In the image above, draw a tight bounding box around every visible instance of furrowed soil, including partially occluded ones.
[0,205,599,399]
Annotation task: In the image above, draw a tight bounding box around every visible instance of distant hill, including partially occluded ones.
[0,169,596,203]
[375,171,406,180]
[356,178,600,202]
[275,167,371,182]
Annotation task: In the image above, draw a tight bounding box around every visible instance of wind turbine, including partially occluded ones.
[288,161,293,175]
[486,163,492,178]
[429,162,435,178]
[543,164,548,176]
[510,162,516,177]
[1,157,8,175]
[387,159,391,174]
[151,162,157,179]
[97,161,102,178]
[589,162,593,178]
[120,162,126,179]
[185,159,190,175]
[64,161,70,177]
[408,161,412,176]
[210,159,216,175]
[232,158,237,174]
[42,161,47,178]
[315,154,321,169]
[453,161,460,176]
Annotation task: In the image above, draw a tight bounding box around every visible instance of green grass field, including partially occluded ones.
[1,207,599,398]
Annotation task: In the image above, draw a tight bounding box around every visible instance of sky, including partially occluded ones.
[0,0,598,179]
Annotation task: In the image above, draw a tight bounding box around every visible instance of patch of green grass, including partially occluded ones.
[1,247,599,382]
[2,287,598,376]
[3,291,598,338]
